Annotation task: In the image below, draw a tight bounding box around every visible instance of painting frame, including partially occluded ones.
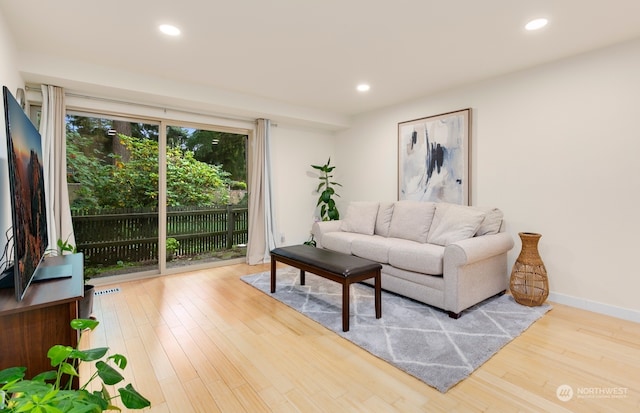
[398,108,471,205]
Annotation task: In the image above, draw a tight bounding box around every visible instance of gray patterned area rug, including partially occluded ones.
[241,267,551,392]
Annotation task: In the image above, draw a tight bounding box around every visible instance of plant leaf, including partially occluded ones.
[118,384,151,409]
[32,370,57,382]
[71,347,108,362]
[36,387,59,404]
[48,346,74,367]
[66,402,102,413]
[71,319,99,332]
[59,362,79,378]
[0,367,26,383]
[95,362,124,386]
[108,354,127,370]
[4,379,46,392]
[98,385,111,407]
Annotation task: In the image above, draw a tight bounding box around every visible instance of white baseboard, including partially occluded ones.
[548,292,640,323]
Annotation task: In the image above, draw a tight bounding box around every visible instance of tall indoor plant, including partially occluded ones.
[311,157,342,221]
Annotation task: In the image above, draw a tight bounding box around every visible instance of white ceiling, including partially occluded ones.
[3,0,640,123]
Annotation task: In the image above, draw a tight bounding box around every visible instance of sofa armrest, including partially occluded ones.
[442,232,515,315]
[312,220,343,248]
[444,232,514,267]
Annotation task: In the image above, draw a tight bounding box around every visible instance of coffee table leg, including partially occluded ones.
[270,257,276,293]
[343,281,350,332]
[300,269,306,285]
[375,270,381,319]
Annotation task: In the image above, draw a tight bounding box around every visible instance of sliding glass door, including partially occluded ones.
[66,113,161,278]
[164,124,248,271]
[65,112,249,278]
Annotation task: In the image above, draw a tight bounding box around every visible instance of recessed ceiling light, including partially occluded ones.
[159,24,181,36]
[525,18,548,31]
[356,84,370,92]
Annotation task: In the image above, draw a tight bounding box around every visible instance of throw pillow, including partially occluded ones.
[475,207,504,235]
[427,204,486,246]
[388,201,436,243]
[340,201,379,235]
[374,202,395,237]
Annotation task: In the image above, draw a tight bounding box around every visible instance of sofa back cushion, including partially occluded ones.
[388,201,436,243]
[340,201,379,235]
[427,203,486,246]
[374,202,395,237]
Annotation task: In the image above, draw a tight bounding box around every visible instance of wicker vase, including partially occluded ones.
[510,232,549,306]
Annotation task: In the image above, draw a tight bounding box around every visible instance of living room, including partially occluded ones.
[1,2,639,412]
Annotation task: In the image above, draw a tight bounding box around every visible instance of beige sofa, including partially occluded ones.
[311,200,514,318]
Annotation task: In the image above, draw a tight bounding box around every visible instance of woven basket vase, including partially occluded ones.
[510,232,549,306]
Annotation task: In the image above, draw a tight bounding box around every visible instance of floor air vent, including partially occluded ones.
[94,287,121,296]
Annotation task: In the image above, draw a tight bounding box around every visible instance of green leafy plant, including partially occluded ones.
[46,237,77,257]
[49,237,94,285]
[303,234,316,247]
[166,237,180,260]
[311,157,342,221]
[67,132,233,210]
[0,319,150,412]
[56,238,77,255]
[50,238,93,286]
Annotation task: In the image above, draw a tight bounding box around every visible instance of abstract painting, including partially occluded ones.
[398,109,470,205]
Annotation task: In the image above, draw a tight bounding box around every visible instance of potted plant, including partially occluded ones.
[53,238,95,320]
[0,318,150,412]
[303,234,316,247]
[311,157,342,221]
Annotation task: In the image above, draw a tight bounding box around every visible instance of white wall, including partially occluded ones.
[336,38,640,321]
[0,8,23,266]
[270,124,337,245]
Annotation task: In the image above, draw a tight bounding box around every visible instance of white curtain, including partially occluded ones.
[246,118,278,264]
[263,120,278,253]
[40,85,75,252]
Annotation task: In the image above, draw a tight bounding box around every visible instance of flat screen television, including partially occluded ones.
[1,86,51,301]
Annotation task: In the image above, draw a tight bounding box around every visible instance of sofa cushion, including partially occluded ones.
[475,207,504,236]
[382,264,445,292]
[388,201,436,243]
[374,202,395,237]
[388,238,445,274]
[351,235,396,264]
[321,231,371,255]
[427,204,485,246]
[340,201,379,235]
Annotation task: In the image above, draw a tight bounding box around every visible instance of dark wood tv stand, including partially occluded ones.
[0,253,84,378]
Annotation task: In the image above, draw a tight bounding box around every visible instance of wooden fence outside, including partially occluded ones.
[72,205,248,265]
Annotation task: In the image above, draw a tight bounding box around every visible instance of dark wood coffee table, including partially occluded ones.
[270,245,382,332]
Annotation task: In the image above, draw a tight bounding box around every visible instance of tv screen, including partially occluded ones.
[2,85,49,301]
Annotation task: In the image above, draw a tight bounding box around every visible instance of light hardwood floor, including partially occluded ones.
[80,262,639,412]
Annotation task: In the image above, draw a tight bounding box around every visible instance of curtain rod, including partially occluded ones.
[25,85,264,125]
